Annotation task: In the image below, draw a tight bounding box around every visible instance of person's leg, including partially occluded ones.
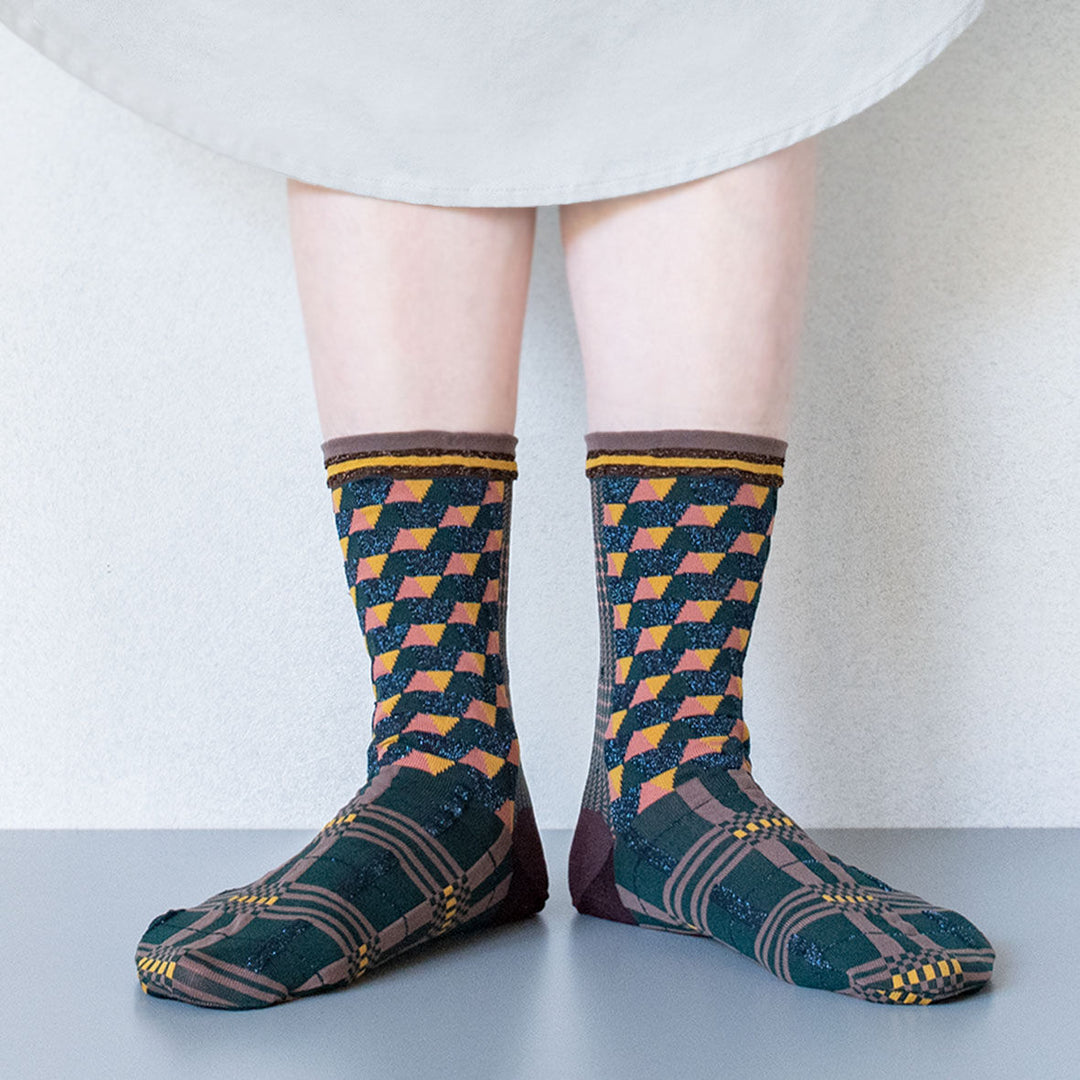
[559,137,815,441]
[133,184,548,1009]
[560,138,995,1004]
[288,179,534,439]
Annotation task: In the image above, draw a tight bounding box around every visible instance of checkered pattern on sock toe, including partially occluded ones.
[852,952,968,1005]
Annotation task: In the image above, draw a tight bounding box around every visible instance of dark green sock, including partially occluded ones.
[569,428,994,1004]
[135,430,548,1008]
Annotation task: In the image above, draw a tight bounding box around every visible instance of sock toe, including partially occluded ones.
[857,949,977,1005]
[833,896,995,1004]
[135,902,306,1008]
[138,941,290,1008]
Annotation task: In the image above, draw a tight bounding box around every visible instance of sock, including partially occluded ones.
[135,430,548,1009]
[568,428,994,1004]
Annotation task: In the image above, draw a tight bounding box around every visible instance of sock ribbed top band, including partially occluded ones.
[584,428,787,455]
[323,430,518,486]
[583,429,786,486]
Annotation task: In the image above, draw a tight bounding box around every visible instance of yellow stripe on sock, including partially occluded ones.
[585,453,783,478]
[326,453,517,480]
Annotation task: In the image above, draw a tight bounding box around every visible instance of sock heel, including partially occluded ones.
[568,807,637,924]
[488,802,550,924]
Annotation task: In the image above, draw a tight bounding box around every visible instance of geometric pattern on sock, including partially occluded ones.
[134,432,548,1008]
[337,469,520,796]
[569,429,995,1005]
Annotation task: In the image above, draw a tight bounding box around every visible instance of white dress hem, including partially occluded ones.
[0,0,984,207]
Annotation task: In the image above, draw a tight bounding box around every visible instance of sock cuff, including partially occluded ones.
[323,429,518,487]
[584,428,786,486]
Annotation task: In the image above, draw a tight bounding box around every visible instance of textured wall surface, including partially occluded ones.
[2,3,1077,829]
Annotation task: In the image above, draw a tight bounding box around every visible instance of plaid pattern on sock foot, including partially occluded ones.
[135,433,548,1008]
[610,764,994,1003]
[136,762,541,1008]
[568,430,994,1004]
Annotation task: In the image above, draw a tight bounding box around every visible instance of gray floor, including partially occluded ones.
[2,828,1076,1080]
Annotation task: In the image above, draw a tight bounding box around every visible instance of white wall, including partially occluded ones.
[1,2,1077,830]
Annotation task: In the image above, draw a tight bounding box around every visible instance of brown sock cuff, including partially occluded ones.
[583,428,786,486]
[323,429,518,487]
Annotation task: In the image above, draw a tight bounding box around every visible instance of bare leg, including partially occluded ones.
[558,138,817,440]
[287,179,537,439]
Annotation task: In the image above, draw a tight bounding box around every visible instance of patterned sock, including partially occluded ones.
[569,428,995,1004]
[135,430,548,1009]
